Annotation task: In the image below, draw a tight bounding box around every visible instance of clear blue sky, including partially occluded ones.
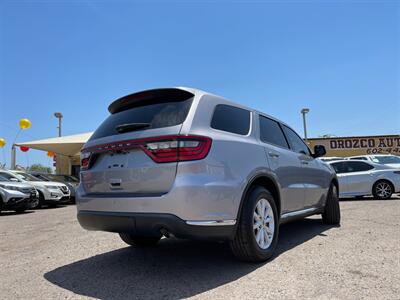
[0,0,399,168]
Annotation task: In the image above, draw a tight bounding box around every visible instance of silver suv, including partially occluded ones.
[77,88,340,262]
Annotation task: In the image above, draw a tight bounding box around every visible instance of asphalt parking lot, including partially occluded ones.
[1,197,399,300]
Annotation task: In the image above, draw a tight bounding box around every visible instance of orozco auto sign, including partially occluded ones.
[308,135,400,157]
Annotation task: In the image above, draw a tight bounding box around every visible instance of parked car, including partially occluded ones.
[0,170,70,208]
[76,87,340,262]
[347,154,400,168]
[0,174,38,213]
[327,160,400,199]
[29,172,78,203]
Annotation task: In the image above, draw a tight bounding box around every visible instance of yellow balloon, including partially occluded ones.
[19,118,31,130]
[0,138,6,148]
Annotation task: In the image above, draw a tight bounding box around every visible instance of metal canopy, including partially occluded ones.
[16,132,93,156]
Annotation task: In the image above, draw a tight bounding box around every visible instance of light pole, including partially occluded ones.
[301,108,310,143]
[54,112,63,137]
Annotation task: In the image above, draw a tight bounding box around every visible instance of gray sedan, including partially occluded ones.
[328,160,400,199]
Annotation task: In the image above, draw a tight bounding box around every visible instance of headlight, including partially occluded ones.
[45,185,59,189]
[0,184,21,191]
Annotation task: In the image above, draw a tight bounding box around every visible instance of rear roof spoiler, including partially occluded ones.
[108,88,195,114]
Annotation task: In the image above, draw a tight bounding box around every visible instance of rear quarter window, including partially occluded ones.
[211,104,250,135]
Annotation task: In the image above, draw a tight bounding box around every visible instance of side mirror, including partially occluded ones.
[312,145,326,158]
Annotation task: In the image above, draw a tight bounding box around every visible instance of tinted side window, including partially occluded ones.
[211,105,250,135]
[281,125,310,155]
[259,116,289,149]
[346,161,374,172]
[330,162,347,174]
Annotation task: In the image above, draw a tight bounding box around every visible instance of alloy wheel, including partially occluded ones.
[376,182,392,199]
[253,198,275,249]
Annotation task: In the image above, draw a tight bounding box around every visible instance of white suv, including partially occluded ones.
[2,170,70,208]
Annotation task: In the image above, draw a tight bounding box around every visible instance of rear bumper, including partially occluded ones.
[76,172,243,222]
[77,210,235,240]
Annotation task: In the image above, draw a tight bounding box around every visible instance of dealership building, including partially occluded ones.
[16,133,400,176]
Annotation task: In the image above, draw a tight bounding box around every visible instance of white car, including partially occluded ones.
[348,154,400,169]
[327,160,400,199]
[0,170,70,208]
[0,174,39,213]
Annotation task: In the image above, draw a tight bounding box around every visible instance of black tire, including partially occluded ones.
[372,180,393,200]
[322,184,341,225]
[32,192,44,209]
[230,186,279,262]
[119,233,161,247]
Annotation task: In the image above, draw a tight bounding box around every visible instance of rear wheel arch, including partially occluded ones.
[237,174,281,221]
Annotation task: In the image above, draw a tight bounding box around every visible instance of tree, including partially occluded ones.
[28,164,52,174]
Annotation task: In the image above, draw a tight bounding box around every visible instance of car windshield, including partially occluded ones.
[15,172,40,182]
[48,175,79,183]
[370,156,400,164]
[0,174,11,182]
[34,174,51,181]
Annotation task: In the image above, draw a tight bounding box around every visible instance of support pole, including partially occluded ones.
[11,144,16,169]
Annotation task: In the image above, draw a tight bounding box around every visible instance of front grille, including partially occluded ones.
[59,186,69,194]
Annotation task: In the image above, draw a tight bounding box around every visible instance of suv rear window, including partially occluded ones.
[90,98,193,140]
[211,104,250,135]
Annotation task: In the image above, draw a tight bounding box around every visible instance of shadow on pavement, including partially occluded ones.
[0,210,34,217]
[340,195,400,202]
[44,218,335,300]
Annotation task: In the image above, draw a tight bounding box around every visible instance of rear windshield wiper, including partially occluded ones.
[115,123,151,134]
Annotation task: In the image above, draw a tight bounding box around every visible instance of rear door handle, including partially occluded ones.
[301,161,309,165]
[268,152,280,158]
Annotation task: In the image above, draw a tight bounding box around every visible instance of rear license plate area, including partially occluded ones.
[105,152,129,169]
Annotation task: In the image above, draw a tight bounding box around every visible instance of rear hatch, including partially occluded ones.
[81,88,195,196]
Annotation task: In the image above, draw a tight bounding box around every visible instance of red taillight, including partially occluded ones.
[81,135,212,168]
[141,136,212,163]
[80,151,92,170]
